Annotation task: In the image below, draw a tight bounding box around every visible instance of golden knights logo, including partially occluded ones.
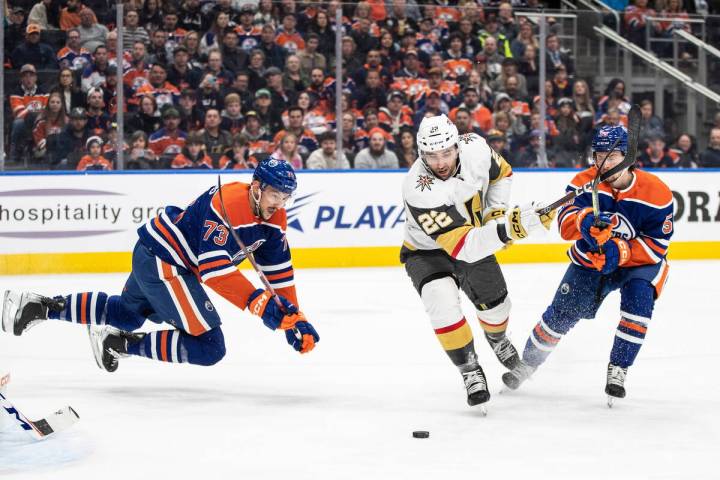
[415,174,434,192]
[459,134,475,144]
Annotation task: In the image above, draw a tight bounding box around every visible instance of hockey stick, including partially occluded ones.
[215,176,301,338]
[536,104,641,216]
[0,391,79,441]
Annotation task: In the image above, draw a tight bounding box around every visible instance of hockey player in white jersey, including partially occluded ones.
[401,114,555,407]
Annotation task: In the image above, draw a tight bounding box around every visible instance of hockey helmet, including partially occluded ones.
[592,125,628,154]
[253,156,297,195]
[416,114,458,153]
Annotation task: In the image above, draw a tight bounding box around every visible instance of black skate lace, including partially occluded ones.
[607,365,627,387]
[463,370,487,393]
[492,337,516,362]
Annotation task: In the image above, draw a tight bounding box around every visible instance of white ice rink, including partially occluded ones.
[1,261,718,480]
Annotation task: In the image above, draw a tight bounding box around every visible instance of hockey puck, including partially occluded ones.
[412,431,430,439]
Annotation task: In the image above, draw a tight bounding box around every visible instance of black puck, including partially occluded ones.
[412,431,430,439]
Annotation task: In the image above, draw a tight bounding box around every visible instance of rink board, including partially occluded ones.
[0,169,718,274]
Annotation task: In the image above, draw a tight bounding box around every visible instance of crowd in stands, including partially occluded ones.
[3,0,720,171]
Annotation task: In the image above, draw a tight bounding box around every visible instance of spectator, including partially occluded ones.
[85,86,112,136]
[123,41,150,102]
[283,55,306,94]
[221,28,248,74]
[624,0,657,46]
[354,128,400,169]
[54,107,91,167]
[545,34,575,76]
[450,87,493,133]
[126,131,157,169]
[134,63,181,112]
[306,131,351,169]
[637,134,677,168]
[264,66,292,110]
[178,88,204,132]
[350,18,378,58]
[121,9,150,47]
[179,0,204,33]
[242,111,272,157]
[354,49,392,88]
[5,7,29,54]
[77,136,113,170]
[253,88,282,133]
[308,10,335,58]
[511,19,538,58]
[479,36,504,79]
[492,58,528,100]
[8,64,49,164]
[515,129,544,168]
[453,107,484,137]
[127,95,162,136]
[160,7,188,52]
[353,69,387,110]
[699,128,720,168]
[81,45,111,92]
[60,0,90,30]
[298,33,326,80]
[235,4,262,53]
[259,24,287,69]
[413,89,447,126]
[551,64,573,99]
[11,23,57,70]
[55,67,84,114]
[395,49,424,79]
[57,28,92,72]
[276,13,306,55]
[497,2,519,41]
[172,131,213,169]
[394,126,418,168]
[28,0,56,31]
[341,111,368,158]
[182,31,203,68]
[486,129,513,166]
[219,133,255,169]
[199,108,233,162]
[519,43,539,94]
[200,11,231,57]
[273,105,319,159]
[140,0,162,31]
[220,93,245,134]
[553,98,581,167]
[378,91,414,136]
[147,29,171,66]
[669,133,699,168]
[77,7,107,52]
[167,45,202,91]
[639,99,665,147]
[271,132,304,169]
[572,79,595,152]
[149,107,187,165]
[32,90,68,162]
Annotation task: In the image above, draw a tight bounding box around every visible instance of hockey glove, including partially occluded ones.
[482,207,506,225]
[285,320,319,354]
[247,289,302,330]
[586,238,630,275]
[505,202,556,241]
[576,208,614,249]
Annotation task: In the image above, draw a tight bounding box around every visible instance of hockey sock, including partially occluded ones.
[49,293,146,331]
[611,280,655,368]
[478,317,509,337]
[126,327,226,366]
[434,318,479,372]
[522,318,563,368]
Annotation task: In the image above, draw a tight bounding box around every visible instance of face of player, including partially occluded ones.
[257,184,291,219]
[598,150,631,187]
[422,146,459,180]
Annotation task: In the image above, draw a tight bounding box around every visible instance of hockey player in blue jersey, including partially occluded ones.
[2,158,319,372]
[501,125,674,403]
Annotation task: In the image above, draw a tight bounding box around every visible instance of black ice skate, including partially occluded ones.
[501,361,536,391]
[485,333,521,370]
[462,367,490,408]
[605,363,628,407]
[2,291,65,336]
[89,326,144,373]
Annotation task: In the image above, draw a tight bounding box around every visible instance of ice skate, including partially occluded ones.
[501,361,536,391]
[89,326,144,373]
[462,367,490,412]
[485,333,521,370]
[2,291,65,336]
[605,363,627,407]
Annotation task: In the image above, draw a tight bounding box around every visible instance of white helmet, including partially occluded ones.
[416,114,458,153]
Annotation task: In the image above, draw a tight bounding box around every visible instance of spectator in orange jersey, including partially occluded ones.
[8,64,50,164]
[77,136,113,171]
[637,134,678,169]
[378,91,414,136]
[134,63,181,112]
[60,0,96,31]
[449,87,493,133]
[273,105,318,160]
[453,107,484,137]
[148,107,187,164]
[276,13,305,55]
[172,131,214,169]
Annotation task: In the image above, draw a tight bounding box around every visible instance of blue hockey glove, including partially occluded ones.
[587,238,630,275]
[576,207,614,250]
[247,289,299,330]
[285,320,319,354]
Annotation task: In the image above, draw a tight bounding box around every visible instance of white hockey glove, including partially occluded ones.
[504,202,556,241]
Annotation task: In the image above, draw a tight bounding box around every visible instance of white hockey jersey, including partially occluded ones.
[401,133,513,263]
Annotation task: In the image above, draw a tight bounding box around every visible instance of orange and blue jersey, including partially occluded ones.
[137,182,297,310]
[57,46,92,71]
[557,167,674,292]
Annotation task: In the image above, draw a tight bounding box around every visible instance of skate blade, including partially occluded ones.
[478,405,488,417]
[607,395,615,408]
[1,291,20,334]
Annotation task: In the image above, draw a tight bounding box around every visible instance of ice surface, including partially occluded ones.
[1,261,718,480]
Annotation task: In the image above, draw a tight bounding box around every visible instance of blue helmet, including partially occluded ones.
[253,157,297,195]
[592,125,628,154]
